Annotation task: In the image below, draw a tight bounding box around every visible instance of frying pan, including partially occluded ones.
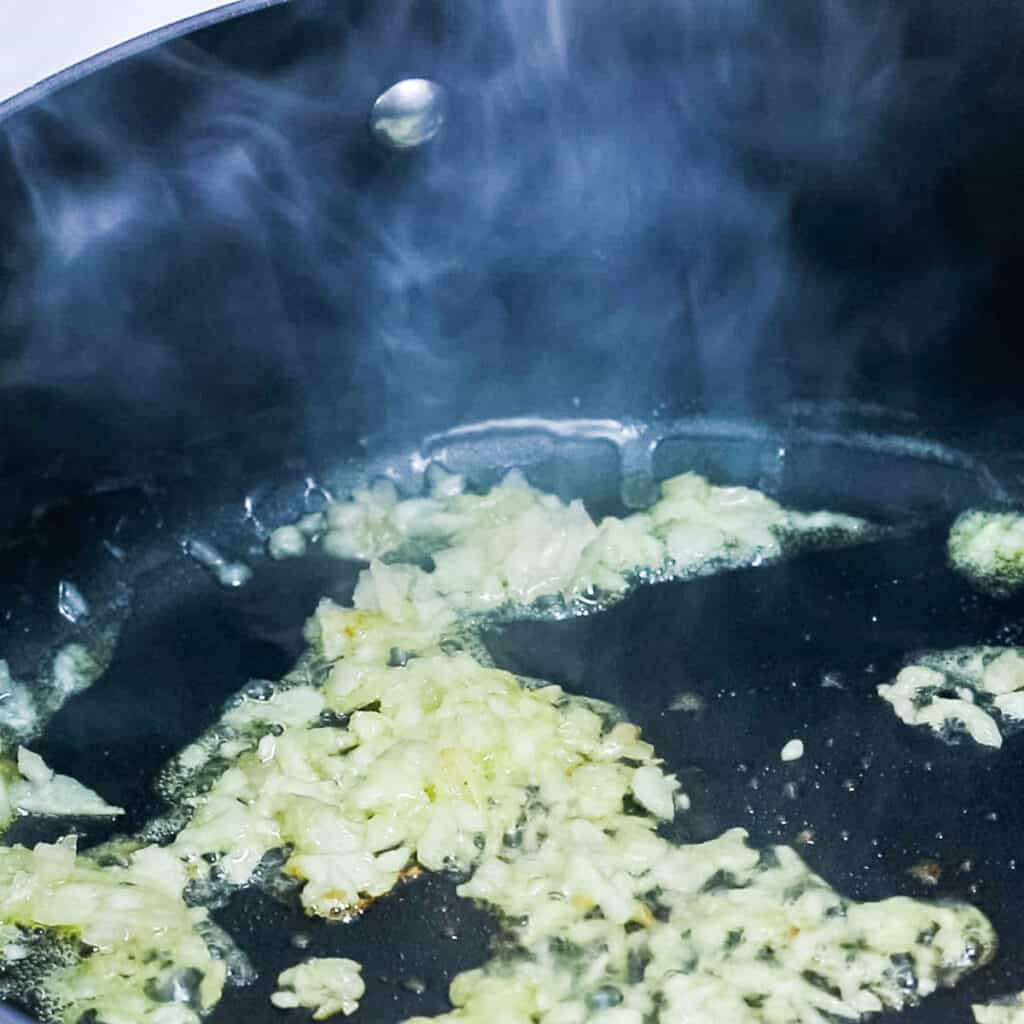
[3,1,1024,1022]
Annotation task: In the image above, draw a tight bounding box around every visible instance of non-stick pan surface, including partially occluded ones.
[2,419,1023,1023]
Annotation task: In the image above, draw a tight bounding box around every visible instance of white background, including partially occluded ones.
[0,0,243,107]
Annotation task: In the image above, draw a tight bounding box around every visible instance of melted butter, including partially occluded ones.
[879,647,1024,748]
[0,642,115,752]
[0,470,995,1024]
[949,510,1024,596]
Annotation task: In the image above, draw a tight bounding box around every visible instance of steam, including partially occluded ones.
[0,0,1005,461]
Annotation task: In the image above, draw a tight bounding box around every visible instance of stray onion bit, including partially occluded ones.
[271,958,365,1019]
[780,738,804,762]
[183,537,253,589]
[878,647,1024,748]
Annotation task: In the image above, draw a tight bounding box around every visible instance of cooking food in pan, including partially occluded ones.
[0,454,1015,1024]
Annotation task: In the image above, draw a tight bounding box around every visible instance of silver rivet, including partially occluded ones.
[370,78,447,150]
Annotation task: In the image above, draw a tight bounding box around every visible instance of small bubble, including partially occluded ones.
[303,477,333,511]
[291,933,311,950]
[57,580,89,623]
[587,986,624,1011]
[401,977,427,996]
[244,680,275,701]
[388,648,411,668]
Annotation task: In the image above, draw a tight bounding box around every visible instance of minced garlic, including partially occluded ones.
[0,468,994,1024]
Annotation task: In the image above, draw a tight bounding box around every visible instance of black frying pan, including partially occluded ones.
[4,0,1024,1020]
